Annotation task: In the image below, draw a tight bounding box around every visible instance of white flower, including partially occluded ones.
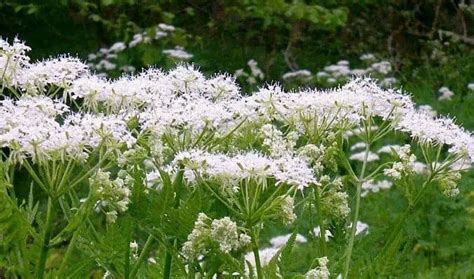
[417,104,437,117]
[361,179,393,197]
[205,74,239,100]
[350,151,379,162]
[312,227,333,242]
[269,233,307,248]
[19,56,89,94]
[158,23,176,32]
[280,196,297,225]
[95,59,116,71]
[369,61,392,75]
[350,142,367,151]
[316,71,329,78]
[244,247,279,269]
[129,241,138,256]
[305,257,330,279]
[360,53,375,61]
[350,68,367,76]
[183,214,249,260]
[163,46,193,60]
[324,64,351,78]
[384,163,403,179]
[438,86,454,101]
[91,169,132,223]
[0,37,31,87]
[129,32,150,48]
[182,213,211,260]
[148,257,157,265]
[282,70,312,80]
[261,124,292,157]
[380,77,397,87]
[349,221,369,235]
[168,64,205,93]
[247,59,264,79]
[173,149,317,188]
[210,217,245,253]
[377,144,403,154]
[109,42,126,53]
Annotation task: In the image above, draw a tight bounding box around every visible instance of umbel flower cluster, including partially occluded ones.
[1,37,472,278]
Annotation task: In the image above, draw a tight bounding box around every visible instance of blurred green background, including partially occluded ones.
[1,0,474,277]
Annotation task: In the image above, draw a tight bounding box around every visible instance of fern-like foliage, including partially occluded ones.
[0,162,37,277]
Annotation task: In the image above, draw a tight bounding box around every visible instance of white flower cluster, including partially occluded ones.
[299,144,326,163]
[182,213,250,260]
[87,23,192,75]
[325,190,351,219]
[312,221,369,242]
[378,145,430,174]
[210,217,251,253]
[234,59,265,85]
[351,221,369,235]
[2,38,474,194]
[0,37,31,87]
[162,46,193,60]
[350,151,380,162]
[261,124,298,157]
[312,226,333,242]
[244,247,279,272]
[172,149,317,189]
[362,179,393,197]
[319,177,351,219]
[280,196,297,225]
[383,145,418,179]
[269,233,307,248]
[468,83,474,91]
[438,86,455,101]
[439,171,461,197]
[19,56,89,94]
[90,169,132,223]
[0,38,90,93]
[314,54,397,88]
[282,69,312,81]
[129,241,139,259]
[0,95,134,163]
[305,257,330,279]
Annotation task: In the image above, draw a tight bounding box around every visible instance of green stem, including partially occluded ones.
[163,245,173,279]
[36,197,55,279]
[252,246,263,279]
[124,230,131,279]
[130,235,154,279]
[57,228,80,275]
[15,245,26,278]
[343,144,369,279]
[250,230,263,279]
[313,187,327,256]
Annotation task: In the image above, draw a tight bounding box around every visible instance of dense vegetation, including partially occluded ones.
[1,1,474,278]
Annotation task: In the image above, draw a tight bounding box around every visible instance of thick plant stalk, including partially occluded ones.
[251,235,263,279]
[36,197,54,279]
[343,144,369,279]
